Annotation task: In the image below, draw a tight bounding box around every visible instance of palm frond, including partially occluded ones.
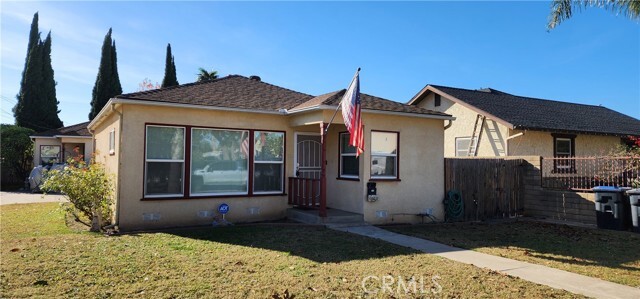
[547,0,640,30]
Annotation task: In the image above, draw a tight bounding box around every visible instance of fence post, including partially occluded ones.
[622,158,628,187]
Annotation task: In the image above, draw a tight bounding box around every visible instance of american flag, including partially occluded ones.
[340,70,364,157]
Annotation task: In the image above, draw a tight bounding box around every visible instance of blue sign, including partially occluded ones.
[218,203,230,214]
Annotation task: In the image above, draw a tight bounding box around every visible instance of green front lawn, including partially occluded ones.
[386,221,640,287]
[1,203,584,298]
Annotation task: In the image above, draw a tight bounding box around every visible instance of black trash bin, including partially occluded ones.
[593,186,628,230]
[626,189,640,233]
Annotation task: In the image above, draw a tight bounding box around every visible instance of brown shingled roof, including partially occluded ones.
[117,75,313,111]
[113,75,449,118]
[293,89,450,117]
[31,121,91,137]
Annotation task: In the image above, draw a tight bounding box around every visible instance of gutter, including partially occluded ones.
[113,103,123,229]
[287,104,455,120]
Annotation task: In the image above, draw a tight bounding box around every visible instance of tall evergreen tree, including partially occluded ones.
[14,13,63,131]
[89,28,122,120]
[161,43,179,88]
[40,32,63,129]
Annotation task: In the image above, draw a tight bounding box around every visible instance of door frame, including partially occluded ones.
[293,132,322,178]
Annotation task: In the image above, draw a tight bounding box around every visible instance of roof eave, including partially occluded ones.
[88,97,289,130]
[288,104,454,120]
[410,85,515,129]
[514,125,635,137]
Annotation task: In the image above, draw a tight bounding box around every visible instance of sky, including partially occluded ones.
[1,1,639,127]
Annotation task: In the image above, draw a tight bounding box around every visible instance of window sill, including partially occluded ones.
[551,169,577,174]
[369,178,401,182]
[141,193,287,201]
[336,177,360,181]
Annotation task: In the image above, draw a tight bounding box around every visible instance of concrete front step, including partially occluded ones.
[286,208,365,225]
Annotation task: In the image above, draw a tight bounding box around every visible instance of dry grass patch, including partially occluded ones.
[1,203,585,298]
[386,220,640,287]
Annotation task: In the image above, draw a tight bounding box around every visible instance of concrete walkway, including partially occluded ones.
[331,225,640,299]
[0,191,66,205]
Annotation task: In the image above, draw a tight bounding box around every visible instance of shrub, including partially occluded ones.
[0,124,35,188]
[41,154,114,232]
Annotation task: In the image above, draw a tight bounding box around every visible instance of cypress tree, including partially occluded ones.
[89,28,122,120]
[13,13,64,131]
[41,32,63,129]
[161,43,179,88]
[13,12,43,131]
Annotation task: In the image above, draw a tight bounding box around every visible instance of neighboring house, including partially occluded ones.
[30,122,93,166]
[88,75,453,231]
[409,85,640,158]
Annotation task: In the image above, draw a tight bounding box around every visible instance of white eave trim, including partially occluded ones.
[287,104,454,120]
[30,135,92,140]
[88,97,287,130]
[408,85,514,129]
[89,97,455,130]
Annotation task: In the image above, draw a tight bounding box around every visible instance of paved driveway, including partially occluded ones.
[0,191,66,205]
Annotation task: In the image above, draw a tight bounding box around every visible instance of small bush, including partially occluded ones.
[0,124,35,187]
[41,155,114,232]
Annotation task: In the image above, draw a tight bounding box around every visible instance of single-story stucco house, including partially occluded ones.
[88,75,453,231]
[409,84,640,158]
[30,121,93,166]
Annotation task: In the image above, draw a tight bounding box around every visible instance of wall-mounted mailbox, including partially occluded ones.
[367,182,377,196]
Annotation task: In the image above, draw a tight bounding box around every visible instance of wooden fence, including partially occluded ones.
[444,158,525,221]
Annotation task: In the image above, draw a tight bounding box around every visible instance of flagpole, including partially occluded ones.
[324,67,360,135]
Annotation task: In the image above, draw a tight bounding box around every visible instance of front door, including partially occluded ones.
[295,134,322,179]
[294,134,322,205]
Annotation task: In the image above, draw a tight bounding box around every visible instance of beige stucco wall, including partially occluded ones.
[93,103,447,230]
[92,107,122,224]
[33,136,92,165]
[111,104,296,231]
[507,129,622,157]
[415,92,508,157]
[359,113,446,224]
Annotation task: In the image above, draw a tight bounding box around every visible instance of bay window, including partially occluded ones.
[339,132,359,178]
[371,131,399,180]
[253,131,284,193]
[145,126,185,197]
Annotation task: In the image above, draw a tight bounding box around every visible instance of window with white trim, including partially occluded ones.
[190,128,249,195]
[455,137,476,157]
[340,132,359,178]
[253,131,284,193]
[40,145,61,165]
[145,125,185,197]
[109,129,116,155]
[371,131,398,179]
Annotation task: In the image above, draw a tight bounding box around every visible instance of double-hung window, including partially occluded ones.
[145,126,185,197]
[553,134,575,172]
[109,129,116,155]
[253,131,284,193]
[190,128,249,195]
[371,131,399,180]
[339,132,359,178]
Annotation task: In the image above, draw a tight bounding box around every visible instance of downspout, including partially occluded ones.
[506,131,525,156]
[113,103,123,229]
[444,119,453,130]
[100,103,123,230]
